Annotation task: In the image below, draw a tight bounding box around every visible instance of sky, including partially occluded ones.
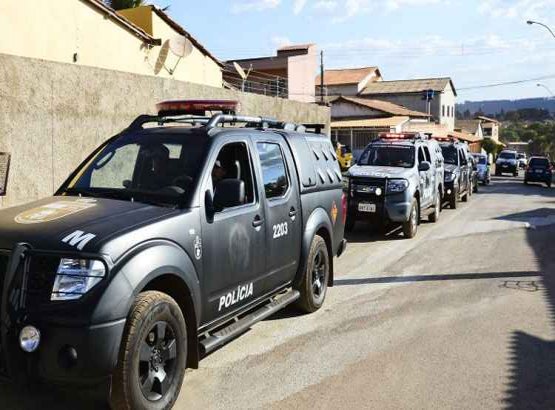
[163,0,554,102]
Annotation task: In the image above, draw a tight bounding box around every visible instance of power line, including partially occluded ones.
[458,74,555,91]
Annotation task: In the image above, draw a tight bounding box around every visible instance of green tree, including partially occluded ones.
[481,138,500,157]
[105,0,145,10]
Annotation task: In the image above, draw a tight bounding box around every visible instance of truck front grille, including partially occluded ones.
[24,255,60,308]
[350,177,387,202]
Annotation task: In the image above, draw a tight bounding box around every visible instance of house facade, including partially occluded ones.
[0,0,223,87]
[224,44,318,102]
[360,78,457,131]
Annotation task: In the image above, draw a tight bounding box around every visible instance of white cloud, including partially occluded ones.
[313,0,338,11]
[231,0,281,13]
[478,0,555,21]
[293,0,308,14]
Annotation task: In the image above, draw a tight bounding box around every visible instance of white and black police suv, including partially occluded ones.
[345,132,444,238]
[0,100,347,409]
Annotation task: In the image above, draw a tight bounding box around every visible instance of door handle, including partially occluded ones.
[289,207,297,217]
[252,215,264,228]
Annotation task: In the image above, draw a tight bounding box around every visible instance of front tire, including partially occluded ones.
[402,199,418,239]
[296,235,329,313]
[111,291,187,410]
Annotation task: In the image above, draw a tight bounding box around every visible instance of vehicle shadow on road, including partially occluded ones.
[0,382,108,410]
[501,220,555,409]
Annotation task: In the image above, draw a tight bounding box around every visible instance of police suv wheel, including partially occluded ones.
[402,200,418,239]
[111,291,187,410]
[296,235,329,313]
[429,194,441,223]
[345,216,355,232]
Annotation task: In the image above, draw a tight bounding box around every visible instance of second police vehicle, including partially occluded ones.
[345,132,444,239]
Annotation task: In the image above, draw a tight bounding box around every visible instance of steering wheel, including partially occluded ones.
[172,175,193,189]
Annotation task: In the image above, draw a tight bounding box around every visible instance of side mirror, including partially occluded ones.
[123,180,131,189]
[418,161,431,172]
[213,179,246,210]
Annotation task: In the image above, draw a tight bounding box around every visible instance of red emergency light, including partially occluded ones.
[433,135,458,142]
[378,132,419,140]
[156,100,240,116]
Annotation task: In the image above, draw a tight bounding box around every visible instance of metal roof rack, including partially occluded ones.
[128,113,316,134]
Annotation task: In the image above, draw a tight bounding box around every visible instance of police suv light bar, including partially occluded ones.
[378,132,426,140]
[156,100,240,116]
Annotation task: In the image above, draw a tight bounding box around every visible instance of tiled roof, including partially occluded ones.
[455,119,481,133]
[84,0,160,44]
[278,43,315,52]
[316,67,380,86]
[360,77,456,96]
[448,130,483,143]
[331,116,409,129]
[331,96,430,118]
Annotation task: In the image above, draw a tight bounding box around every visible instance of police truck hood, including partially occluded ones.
[0,196,180,252]
[444,164,459,173]
[349,164,412,179]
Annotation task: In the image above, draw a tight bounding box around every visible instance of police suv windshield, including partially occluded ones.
[358,144,415,168]
[61,131,208,207]
[441,145,458,165]
[475,156,487,165]
[499,152,517,160]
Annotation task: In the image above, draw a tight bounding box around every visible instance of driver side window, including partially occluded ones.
[459,149,467,166]
[90,144,140,188]
[418,147,426,163]
[211,142,256,209]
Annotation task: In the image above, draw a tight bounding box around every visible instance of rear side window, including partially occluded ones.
[257,142,289,199]
[423,146,431,162]
[529,158,549,167]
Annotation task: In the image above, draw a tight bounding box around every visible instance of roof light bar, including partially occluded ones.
[156,100,240,116]
[378,132,424,140]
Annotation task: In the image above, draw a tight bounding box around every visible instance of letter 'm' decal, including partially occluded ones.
[62,230,96,251]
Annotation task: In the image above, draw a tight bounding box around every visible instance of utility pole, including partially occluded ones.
[527,20,555,39]
[320,50,325,104]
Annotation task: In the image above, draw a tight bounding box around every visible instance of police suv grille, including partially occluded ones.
[24,255,60,308]
[350,177,387,202]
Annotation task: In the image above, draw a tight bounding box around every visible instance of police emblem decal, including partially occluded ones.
[193,236,202,260]
[331,201,338,225]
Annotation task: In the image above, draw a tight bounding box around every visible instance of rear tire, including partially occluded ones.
[449,195,457,209]
[110,291,187,410]
[473,180,478,193]
[295,235,329,313]
[402,199,418,239]
[428,193,441,223]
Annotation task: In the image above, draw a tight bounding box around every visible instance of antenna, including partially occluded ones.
[169,35,193,58]
[233,62,253,91]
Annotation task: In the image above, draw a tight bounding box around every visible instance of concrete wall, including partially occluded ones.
[0,0,222,88]
[0,53,329,208]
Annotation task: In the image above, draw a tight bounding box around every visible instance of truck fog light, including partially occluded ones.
[447,189,452,195]
[375,187,382,196]
[20,326,41,352]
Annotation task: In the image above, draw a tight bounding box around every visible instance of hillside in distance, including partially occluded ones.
[456,98,555,116]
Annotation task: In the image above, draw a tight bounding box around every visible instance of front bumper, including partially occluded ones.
[1,319,125,386]
[348,192,412,223]
[0,247,125,387]
[497,163,517,173]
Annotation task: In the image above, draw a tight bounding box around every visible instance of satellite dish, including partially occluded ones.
[233,62,247,80]
[169,36,193,58]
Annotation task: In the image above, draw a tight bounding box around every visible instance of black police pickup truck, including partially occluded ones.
[439,139,473,209]
[0,100,346,409]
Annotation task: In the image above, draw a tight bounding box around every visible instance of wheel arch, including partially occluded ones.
[296,207,335,288]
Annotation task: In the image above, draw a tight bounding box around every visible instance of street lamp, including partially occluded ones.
[537,83,554,98]
[526,20,555,39]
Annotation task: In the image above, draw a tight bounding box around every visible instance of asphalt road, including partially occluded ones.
[2,173,554,409]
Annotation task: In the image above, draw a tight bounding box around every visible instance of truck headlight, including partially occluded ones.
[386,179,409,194]
[444,172,456,182]
[51,258,106,301]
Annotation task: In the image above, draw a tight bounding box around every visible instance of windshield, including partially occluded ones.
[499,152,517,159]
[474,156,487,165]
[529,158,549,167]
[62,131,208,207]
[358,144,415,168]
[441,145,458,165]
[518,153,526,159]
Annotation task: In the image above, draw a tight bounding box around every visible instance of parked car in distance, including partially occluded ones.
[495,150,519,177]
[0,100,347,410]
[439,139,472,209]
[345,132,444,239]
[524,156,553,188]
[472,153,491,185]
[517,153,527,169]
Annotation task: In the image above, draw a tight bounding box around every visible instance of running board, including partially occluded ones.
[200,289,300,355]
